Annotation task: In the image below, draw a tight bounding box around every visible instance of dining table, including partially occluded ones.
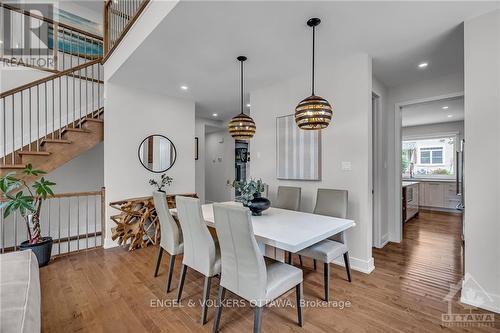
[172,201,356,262]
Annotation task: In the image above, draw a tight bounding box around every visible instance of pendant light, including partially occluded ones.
[228,56,256,140]
[295,18,333,130]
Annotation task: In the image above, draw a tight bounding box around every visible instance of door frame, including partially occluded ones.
[372,92,383,248]
[391,91,464,242]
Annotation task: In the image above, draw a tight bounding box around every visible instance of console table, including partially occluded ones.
[109,193,197,250]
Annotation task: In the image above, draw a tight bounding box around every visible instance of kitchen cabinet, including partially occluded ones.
[417,181,461,210]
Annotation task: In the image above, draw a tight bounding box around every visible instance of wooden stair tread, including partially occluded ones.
[81,118,104,124]
[41,139,72,144]
[62,127,91,133]
[0,164,25,169]
[18,151,51,156]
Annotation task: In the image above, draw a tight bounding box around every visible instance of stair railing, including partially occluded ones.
[0,59,104,166]
[0,3,103,72]
[103,0,150,62]
[0,188,106,256]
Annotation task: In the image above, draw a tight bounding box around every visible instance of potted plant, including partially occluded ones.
[232,179,270,216]
[149,174,174,193]
[0,164,56,267]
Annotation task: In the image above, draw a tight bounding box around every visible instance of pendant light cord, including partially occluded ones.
[312,25,315,96]
[240,59,244,114]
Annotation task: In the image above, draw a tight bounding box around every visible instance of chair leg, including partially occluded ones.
[253,306,263,333]
[298,255,303,267]
[166,254,176,292]
[343,252,352,282]
[212,286,226,333]
[154,247,163,277]
[201,276,212,325]
[323,262,330,301]
[295,283,304,327]
[176,264,187,303]
[313,259,317,271]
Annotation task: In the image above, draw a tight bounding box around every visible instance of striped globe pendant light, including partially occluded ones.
[295,18,333,130]
[228,56,256,140]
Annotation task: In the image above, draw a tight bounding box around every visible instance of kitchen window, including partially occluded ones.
[402,136,456,179]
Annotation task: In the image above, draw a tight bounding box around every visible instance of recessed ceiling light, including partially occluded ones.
[180,85,188,91]
[246,103,251,107]
[442,106,449,110]
[212,113,218,117]
[447,114,453,118]
[418,62,428,68]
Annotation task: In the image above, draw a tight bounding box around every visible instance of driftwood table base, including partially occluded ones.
[109,193,197,251]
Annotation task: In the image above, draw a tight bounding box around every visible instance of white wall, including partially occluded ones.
[462,9,500,314]
[250,53,374,273]
[383,72,464,242]
[402,121,464,140]
[204,130,234,203]
[103,81,195,248]
[46,143,104,193]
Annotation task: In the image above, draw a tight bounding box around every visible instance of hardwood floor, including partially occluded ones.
[40,211,499,332]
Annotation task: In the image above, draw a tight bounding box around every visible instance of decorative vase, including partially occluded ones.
[246,197,271,216]
[20,236,53,267]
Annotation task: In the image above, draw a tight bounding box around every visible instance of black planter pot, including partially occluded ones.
[20,237,53,267]
[246,197,271,216]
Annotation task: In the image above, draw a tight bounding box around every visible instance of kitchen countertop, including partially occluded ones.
[403,178,455,183]
[402,181,420,187]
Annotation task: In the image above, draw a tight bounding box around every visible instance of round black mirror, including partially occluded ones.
[138,135,177,173]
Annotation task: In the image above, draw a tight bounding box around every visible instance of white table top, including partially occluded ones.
[173,202,355,253]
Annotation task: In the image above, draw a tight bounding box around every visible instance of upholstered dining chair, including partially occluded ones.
[295,189,352,301]
[175,196,221,325]
[152,191,184,293]
[274,186,301,211]
[212,203,304,333]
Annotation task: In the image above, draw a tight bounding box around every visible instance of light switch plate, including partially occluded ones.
[341,161,352,171]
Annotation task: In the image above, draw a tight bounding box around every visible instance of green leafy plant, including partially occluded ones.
[432,168,450,175]
[231,179,265,206]
[149,174,174,192]
[0,164,56,244]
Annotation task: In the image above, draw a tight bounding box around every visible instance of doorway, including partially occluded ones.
[391,92,464,242]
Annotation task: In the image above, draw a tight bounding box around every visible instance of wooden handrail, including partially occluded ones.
[103,0,150,63]
[0,59,102,98]
[1,3,103,41]
[0,190,104,202]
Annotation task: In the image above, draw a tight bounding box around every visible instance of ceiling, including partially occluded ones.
[111,1,499,120]
[402,96,464,127]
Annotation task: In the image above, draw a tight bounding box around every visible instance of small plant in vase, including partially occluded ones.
[0,164,56,266]
[149,174,174,193]
[232,179,270,216]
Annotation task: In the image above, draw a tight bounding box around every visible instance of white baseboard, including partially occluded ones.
[460,286,500,314]
[332,256,375,274]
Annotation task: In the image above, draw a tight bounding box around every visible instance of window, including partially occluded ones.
[402,136,456,178]
[419,147,443,165]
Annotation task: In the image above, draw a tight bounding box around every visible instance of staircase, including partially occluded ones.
[1,1,150,183]
[1,57,104,182]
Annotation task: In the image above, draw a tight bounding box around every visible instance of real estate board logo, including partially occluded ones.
[442,273,495,327]
[1,3,54,67]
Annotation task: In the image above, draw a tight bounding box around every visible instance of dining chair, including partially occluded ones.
[174,196,221,325]
[295,189,352,301]
[212,203,303,333]
[274,186,301,211]
[152,191,184,293]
